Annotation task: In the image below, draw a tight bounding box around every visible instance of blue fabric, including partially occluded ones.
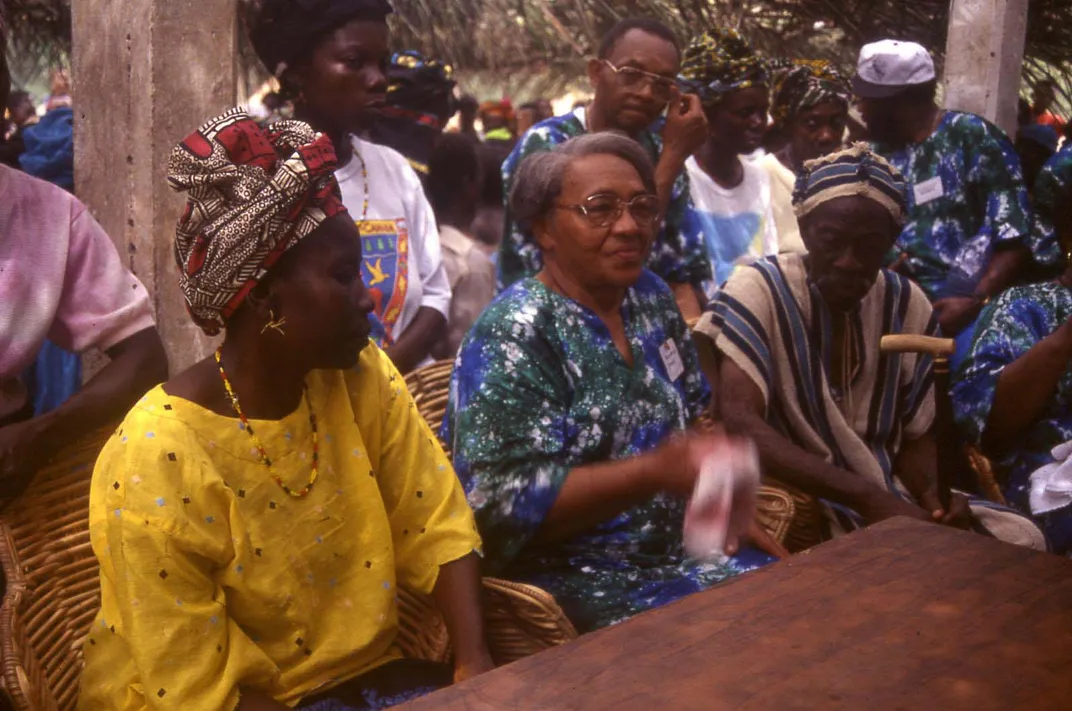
[1018,124,1059,153]
[1031,146,1072,271]
[950,315,979,373]
[685,209,760,287]
[952,282,1072,554]
[19,107,75,192]
[443,271,772,631]
[299,659,452,710]
[23,340,82,416]
[873,111,1034,300]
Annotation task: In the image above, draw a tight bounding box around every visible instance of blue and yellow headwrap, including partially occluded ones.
[792,143,906,224]
[678,29,768,107]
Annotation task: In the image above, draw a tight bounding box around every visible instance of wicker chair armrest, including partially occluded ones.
[395,577,578,667]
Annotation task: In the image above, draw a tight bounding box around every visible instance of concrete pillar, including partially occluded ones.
[72,0,236,372]
[942,0,1028,136]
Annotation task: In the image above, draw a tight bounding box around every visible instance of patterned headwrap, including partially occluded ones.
[382,50,456,128]
[367,51,456,176]
[678,28,769,107]
[168,109,347,335]
[770,59,851,127]
[250,0,394,78]
[793,143,906,225]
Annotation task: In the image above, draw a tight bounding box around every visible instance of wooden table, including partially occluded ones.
[399,518,1072,711]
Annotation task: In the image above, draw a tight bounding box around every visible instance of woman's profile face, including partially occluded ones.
[268,214,375,370]
[293,19,389,136]
[535,153,656,291]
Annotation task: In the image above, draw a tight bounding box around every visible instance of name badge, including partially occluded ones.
[913,176,944,205]
[659,339,685,382]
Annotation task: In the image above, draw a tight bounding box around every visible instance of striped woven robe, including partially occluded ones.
[697,253,1045,549]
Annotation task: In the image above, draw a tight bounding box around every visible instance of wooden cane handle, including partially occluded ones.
[879,335,956,357]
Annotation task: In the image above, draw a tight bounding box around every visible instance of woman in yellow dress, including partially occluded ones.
[77,109,491,711]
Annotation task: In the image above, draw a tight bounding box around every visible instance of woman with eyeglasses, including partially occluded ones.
[442,133,774,633]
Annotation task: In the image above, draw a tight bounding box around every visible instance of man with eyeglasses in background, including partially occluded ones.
[498,18,712,318]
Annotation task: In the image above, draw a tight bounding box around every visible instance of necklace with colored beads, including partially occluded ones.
[214,348,319,498]
[354,141,369,222]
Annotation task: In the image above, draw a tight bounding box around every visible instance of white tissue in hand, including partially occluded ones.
[1029,439,1072,515]
[683,440,760,561]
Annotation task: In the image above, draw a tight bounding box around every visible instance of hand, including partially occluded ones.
[654,430,733,497]
[932,296,982,337]
[671,432,760,559]
[0,417,56,498]
[453,650,495,684]
[857,490,933,525]
[919,490,973,530]
[661,88,708,165]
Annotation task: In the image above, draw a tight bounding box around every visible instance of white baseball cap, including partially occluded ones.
[853,40,936,99]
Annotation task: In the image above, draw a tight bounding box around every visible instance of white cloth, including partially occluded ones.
[755,153,805,254]
[434,225,496,360]
[686,155,779,296]
[683,440,760,562]
[336,137,451,347]
[0,165,154,418]
[1029,440,1072,515]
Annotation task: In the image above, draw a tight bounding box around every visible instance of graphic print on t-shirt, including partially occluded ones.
[688,210,762,289]
[357,219,410,347]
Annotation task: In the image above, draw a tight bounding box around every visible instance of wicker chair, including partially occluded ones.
[0,419,577,711]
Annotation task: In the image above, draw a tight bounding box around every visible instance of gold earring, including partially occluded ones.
[261,310,287,336]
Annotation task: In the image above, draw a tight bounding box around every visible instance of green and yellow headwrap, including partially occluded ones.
[678,29,768,107]
[770,59,851,127]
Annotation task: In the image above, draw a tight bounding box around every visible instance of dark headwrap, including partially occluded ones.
[382,50,456,127]
[678,29,768,107]
[770,59,851,127]
[792,143,906,225]
[168,109,347,334]
[366,50,456,177]
[250,0,394,77]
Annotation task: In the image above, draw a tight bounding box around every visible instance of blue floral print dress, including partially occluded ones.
[442,271,772,632]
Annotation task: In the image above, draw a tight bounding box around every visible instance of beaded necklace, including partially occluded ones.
[214,348,319,498]
[353,141,370,222]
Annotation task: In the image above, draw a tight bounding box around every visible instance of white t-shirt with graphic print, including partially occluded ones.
[335,136,451,348]
[686,155,779,299]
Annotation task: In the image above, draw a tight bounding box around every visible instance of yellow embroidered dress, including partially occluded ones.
[78,346,481,710]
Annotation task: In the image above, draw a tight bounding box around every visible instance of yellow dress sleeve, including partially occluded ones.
[348,346,482,595]
[81,410,279,710]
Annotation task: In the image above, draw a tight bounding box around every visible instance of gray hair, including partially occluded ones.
[509,132,657,233]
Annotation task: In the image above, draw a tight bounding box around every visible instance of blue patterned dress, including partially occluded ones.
[1031,146,1072,272]
[497,110,712,294]
[442,271,772,632]
[874,111,1035,300]
[952,282,1072,553]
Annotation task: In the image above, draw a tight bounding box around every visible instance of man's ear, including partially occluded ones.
[586,58,604,91]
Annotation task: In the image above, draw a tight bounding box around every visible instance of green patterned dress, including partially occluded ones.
[441,270,772,631]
